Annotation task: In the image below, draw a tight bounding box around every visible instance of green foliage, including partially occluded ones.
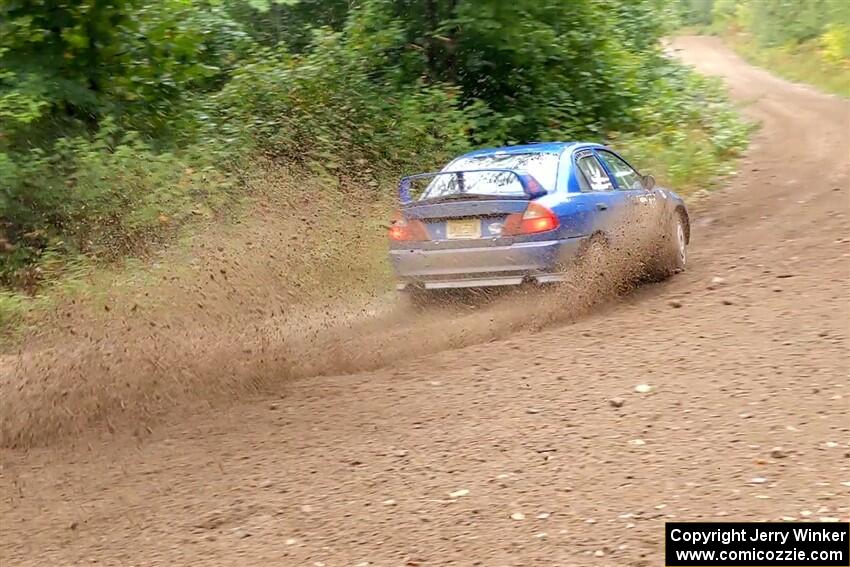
[675,0,714,26]
[1,119,233,289]
[0,0,251,287]
[618,66,751,191]
[683,0,850,97]
[741,0,830,46]
[821,0,850,61]
[226,0,349,51]
[337,0,673,143]
[822,23,850,62]
[709,0,740,32]
[0,0,252,144]
[0,290,30,331]
[214,31,472,176]
[1,0,751,298]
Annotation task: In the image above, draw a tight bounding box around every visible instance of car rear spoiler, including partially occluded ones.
[397,169,548,204]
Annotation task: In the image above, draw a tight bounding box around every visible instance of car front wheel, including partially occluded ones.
[648,211,687,280]
[670,212,687,271]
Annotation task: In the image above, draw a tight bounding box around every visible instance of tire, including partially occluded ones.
[576,234,609,276]
[648,210,687,280]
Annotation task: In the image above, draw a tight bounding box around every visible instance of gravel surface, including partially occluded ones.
[1,36,848,567]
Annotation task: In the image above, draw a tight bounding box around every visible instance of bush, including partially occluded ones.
[689,0,850,97]
[0,123,232,289]
[212,32,473,178]
[1,0,753,308]
[821,24,850,63]
[616,62,751,191]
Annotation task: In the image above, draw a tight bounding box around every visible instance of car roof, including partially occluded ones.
[457,141,604,159]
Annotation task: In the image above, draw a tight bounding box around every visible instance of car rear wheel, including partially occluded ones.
[576,234,609,276]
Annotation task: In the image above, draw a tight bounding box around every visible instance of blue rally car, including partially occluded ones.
[388,142,689,300]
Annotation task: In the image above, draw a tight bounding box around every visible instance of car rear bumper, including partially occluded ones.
[390,237,586,290]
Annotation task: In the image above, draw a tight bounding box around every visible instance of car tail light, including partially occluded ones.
[388,210,429,241]
[502,203,559,235]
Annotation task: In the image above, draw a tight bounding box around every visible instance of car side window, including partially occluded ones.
[576,153,614,192]
[596,150,644,190]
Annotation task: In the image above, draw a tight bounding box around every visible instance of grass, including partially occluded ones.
[0,72,754,344]
[0,170,396,349]
[725,32,850,98]
[0,125,751,348]
[0,250,185,346]
[618,126,748,196]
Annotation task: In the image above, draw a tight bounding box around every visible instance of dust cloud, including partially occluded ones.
[0,178,674,448]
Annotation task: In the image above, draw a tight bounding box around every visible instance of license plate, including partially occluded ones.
[446,218,481,239]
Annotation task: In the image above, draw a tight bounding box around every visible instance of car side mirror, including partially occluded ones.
[642,174,656,190]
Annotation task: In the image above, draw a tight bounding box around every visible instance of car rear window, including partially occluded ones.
[419,152,559,200]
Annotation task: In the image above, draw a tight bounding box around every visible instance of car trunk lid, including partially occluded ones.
[399,198,530,245]
[394,169,546,247]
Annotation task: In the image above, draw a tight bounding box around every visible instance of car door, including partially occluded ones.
[595,149,657,211]
[573,149,623,233]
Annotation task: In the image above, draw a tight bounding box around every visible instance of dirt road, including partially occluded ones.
[1,36,848,567]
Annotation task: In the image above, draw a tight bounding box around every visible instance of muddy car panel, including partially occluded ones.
[389,142,688,290]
